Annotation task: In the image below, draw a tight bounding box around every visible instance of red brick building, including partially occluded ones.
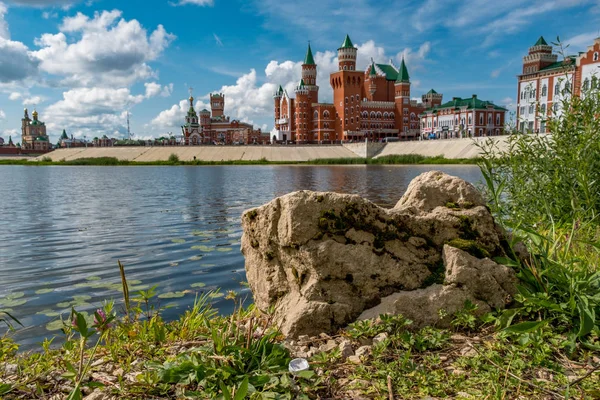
[273,35,429,143]
[182,92,266,145]
[516,36,600,133]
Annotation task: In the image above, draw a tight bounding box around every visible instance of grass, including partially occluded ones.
[0,154,477,166]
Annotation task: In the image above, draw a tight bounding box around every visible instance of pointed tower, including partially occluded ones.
[422,89,443,108]
[7,136,14,147]
[395,57,411,103]
[294,79,309,143]
[522,36,557,75]
[301,43,319,103]
[273,85,283,129]
[368,60,377,99]
[338,34,357,71]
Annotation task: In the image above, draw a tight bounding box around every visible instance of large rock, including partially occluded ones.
[241,171,517,337]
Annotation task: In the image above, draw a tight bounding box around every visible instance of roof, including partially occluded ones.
[423,96,508,113]
[60,130,68,140]
[304,43,315,65]
[534,36,548,46]
[376,63,398,80]
[426,89,438,95]
[396,58,410,83]
[538,56,577,72]
[340,34,354,49]
[369,63,377,76]
[35,136,48,141]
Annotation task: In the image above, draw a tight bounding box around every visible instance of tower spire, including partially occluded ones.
[396,57,410,83]
[304,42,315,65]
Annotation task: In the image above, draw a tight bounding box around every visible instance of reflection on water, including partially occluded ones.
[0,164,481,348]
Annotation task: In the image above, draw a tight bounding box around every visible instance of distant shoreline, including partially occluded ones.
[0,154,478,166]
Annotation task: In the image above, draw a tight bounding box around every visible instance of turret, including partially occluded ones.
[295,79,309,142]
[273,85,283,122]
[395,57,411,102]
[301,43,319,103]
[522,36,557,74]
[422,89,443,108]
[338,34,357,71]
[368,61,377,98]
[210,93,224,118]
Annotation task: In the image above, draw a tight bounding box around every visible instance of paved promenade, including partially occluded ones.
[35,136,510,162]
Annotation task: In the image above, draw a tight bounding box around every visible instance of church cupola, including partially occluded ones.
[395,57,411,100]
[338,34,357,71]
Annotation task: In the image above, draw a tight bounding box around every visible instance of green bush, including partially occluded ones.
[167,153,180,164]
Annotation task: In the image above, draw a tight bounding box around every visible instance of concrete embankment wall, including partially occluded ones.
[35,136,510,162]
[375,136,510,159]
[39,145,359,162]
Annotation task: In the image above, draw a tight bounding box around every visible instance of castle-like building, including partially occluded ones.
[517,36,600,133]
[182,92,265,145]
[21,108,50,152]
[272,35,434,143]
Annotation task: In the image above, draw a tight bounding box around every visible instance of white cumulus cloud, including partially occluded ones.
[32,10,176,87]
[22,95,43,105]
[0,109,5,119]
[9,92,21,100]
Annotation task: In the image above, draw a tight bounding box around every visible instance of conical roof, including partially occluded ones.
[534,36,548,46]
[60,129,68,140]
[340,34,354,49]
[304,43,315,65]
[396,58,410,83]
[369,62,377,77]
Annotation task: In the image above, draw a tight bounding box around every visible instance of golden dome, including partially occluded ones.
[189,95,194,103]
[32,109,38,117]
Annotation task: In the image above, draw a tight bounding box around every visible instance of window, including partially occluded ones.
[370,112,376,118]
[479,114,483,125]
[542,85,547,97]
[553,103,559,112]
[583,78,590,91]
[403,108,408,115]
[540,104,546,114]
[594,52,599,62]
[468,115,472,125]
[433,120,437,127]
[323,110,330,119]
[496,114,501,125]
[345,97,348,104]
[520,106,525,115]
[488,114,492,125]
[554,83,560,96]
[529,105,534,113]
[313,111,318,120]
[351,117,354,123]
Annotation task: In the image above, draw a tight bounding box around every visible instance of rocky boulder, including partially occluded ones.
[241,170,517,337]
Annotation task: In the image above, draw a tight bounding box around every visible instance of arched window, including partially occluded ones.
[488,114,492,125]
[376,112,382,119]
[362,111,368,118]
[313,111,318,120]
[383,112,389,119]
[390,112,395,119]
[555,82,560,96]
[345,118,348,125]
[370,111,376,118]
[350,117,354,123]
[594,52,599,62]
[542,85,547,96]
[343,65,347,70]
[351,107,354,114]
[323,110,330,119]
[479,114,484,125]
[345,97,348,104]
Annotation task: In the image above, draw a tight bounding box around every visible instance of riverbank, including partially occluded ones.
[18,136,508,163]
[0,154,477,166]
[1,286,598,399]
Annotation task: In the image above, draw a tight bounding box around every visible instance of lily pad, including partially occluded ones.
[86,276,102,281]
[57,302,71,308]
[74,282,95,288]
[208,292,224,299]
[169,262,179,267]
[171,238,186,244]
[189,255,203,261]
[200,264,216,268]
[191,282,206,288]
[37,309,60,317]
[192,230,213,237]
[130,284,150,291]
[0,298,26,307]
[4,292,25,300]
[35,288,54,295]
[217,247,233,253]
[73,295,92,302]
[46,319,65,331]
[128,280,142,285]
[158,291,187,299]
[191,245,214,252]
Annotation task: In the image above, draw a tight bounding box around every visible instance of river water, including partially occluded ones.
[0,165,481,349]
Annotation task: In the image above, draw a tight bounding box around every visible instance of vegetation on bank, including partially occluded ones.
[1,83,600,398]
[0,153,477,166]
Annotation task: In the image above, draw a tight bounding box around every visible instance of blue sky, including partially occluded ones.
[0,0,599,143]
